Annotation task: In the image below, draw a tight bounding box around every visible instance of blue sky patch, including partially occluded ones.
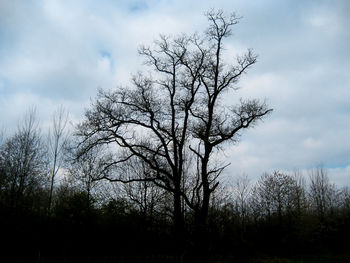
[128,1,148,13]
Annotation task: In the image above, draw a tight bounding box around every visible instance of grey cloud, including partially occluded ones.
[0,0,349,186]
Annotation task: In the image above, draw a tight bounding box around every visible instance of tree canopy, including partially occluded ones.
[76,10,272,234]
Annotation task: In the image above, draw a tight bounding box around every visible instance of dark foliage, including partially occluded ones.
[0,177,349,262]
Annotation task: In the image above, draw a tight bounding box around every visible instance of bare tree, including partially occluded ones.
[0,130,7,203]
[309,167,337,219]
[0,109,48,209]
[251,171,304,222]
[67,145,106,214]
[76,10,272,235]
[0,128,4,145]
[232,174,251,227]
[47,106,69,214]
[290,170,308,217]
[121,157,169,220]
[337,186,350,211]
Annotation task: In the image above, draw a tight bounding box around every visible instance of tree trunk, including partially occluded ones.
[173,186,185,257]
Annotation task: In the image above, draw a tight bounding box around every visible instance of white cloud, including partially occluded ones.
[0,0,349,187]
[328,165,350,186]
[303,137,323,150]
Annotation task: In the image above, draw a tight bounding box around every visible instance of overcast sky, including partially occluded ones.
[1,0,349,186]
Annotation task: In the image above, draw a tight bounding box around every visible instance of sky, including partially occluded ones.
[0,0,349,186]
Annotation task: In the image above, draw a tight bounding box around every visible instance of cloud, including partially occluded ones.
[0,0,349,187]
[329,165,350,186]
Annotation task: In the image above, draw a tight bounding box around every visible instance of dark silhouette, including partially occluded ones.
[76,11,271,252]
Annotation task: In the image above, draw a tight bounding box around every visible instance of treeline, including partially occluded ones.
[0,110,349,262]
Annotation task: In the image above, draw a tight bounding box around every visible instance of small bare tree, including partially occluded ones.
[290,170,308,217]
[251,171,304,222]
[47,106,69,214]
[67,145,107,214]
[232,174,251,228]
[0,109,47,209]
[309,167,337,219]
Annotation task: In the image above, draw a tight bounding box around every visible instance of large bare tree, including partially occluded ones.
[76,10,272,234]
